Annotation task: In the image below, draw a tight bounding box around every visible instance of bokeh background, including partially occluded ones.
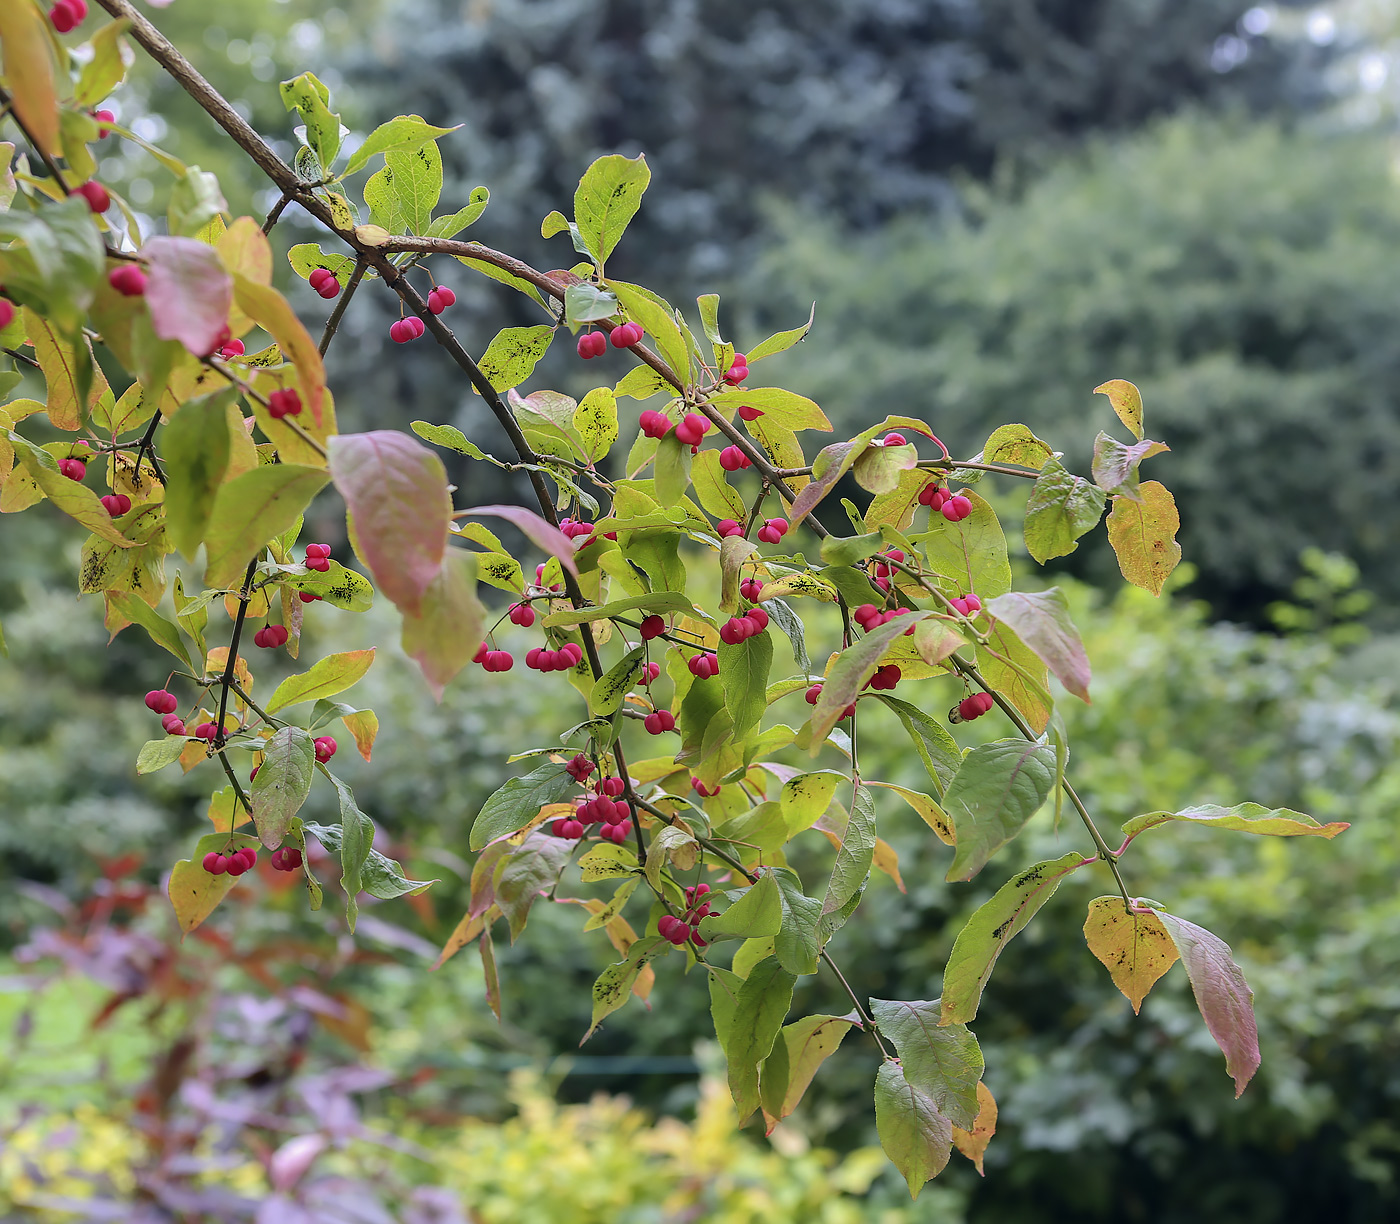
[4,2,1400,1221]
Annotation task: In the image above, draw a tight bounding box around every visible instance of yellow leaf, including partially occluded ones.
[1082,896,1179,1014]
[1093,378,1145,441]
[233,274,326,425]
[24,308,110,430]
[873,837,905,892]
[951,1081,998,1176]
[0,0,60,158]
[1106,481,1182,596]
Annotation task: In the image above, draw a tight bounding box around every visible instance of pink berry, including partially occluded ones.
[577,331,605,359]
[509,602,536,627]
[737,404,763,422]
[964,593,982,613]
[194,722,219,741]
[853,604,881,628]
[869,665,901,692]
[305,543,331,559]
[219,337,246,360]
[427,286,456,314]
[145,689,178,715]
[883,433,907,447]
[299,591,322,604]
[744,607,769,632]
[610,322,640,348]
[279,846,303,872]
[0,299,13,330]
[942,495,973,522]
[58,458,85,481]
[308,268,332,291]
[267,389,302,419]
[315,276,341,300]
[72,181,110,214]
[950,597,970,616]
[561,819,585,840]
[805,684,822,705]
[161,714,185,736]
[93,109,114,138]
[390,320,411,344]
[639,410,673,439]
[203,852,225,875]
[673,414,710,447]
[100,493,131,517]
[757,525,780,545]
[642,662,661,685]
[566,754,594,782]
[719,445,751,472]
[692,778,719,798]
[715,519,744,539]
[107,265,147,297]
[314,736,337,763]
[640,614,665,641]
[49,1,80,33]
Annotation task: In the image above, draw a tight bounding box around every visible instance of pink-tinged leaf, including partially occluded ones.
[144,236,234,358]
[984,587,1091,703]
[787,440,861,527]
[268,1134,328,1193]
[458,504,579,578]
[401,550,486,700]
[1156,911,1261,1097]
[328,432,452,615]
[810,610,938,747]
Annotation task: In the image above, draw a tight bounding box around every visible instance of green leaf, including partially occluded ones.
[564,282,619,327]
[279,71,342,168]
[779,772,842,836]
[573,153,651,265]
[1023,457,1107,564]
[708,388,831,433]
[984,588,1091,702]
[653,432,692,509]
[75,19,131,107]
[690,447,747,520]
[577,842,639,883]
[250,727,316,848]
[719,628,773,741]
[281,561,375,613]
[820,785,875,941]
[746,304,815,363]
[915,490,1011,600]
[497,830,574,941]
[105,592,191,671]
[542,591,696,628]
[607,281,689,381]
[1156,911,1260,1098]
[410,419,491,462]
[772,868,822,976]
[426,186,490,238]
[875,696,961,795]
[288,243,359,283]
[818,531,886,567]
[329,774,375,931]
[573,387,618,461]
[137,736,191,775]
[1122,802,1350,841]
[613,362,672,401]
[810,611,938,745]
[591,645,646,717]
[203,465,329,589]
[709,966,744,1047]
[453,254,548,311]
[977,620,1053,735]
[1091,431,1169,501]
[476,325,554,393]
[168,168,227,238]
[469,761,575,850]
[978,423,1055,470]
[343,114,457,177]
[328,431,451,615]
[167,830,261,936]
[586,935,667,1039]
[875,1060,953,1198]
[383,140,442,234]
[266,648,376,715]
[760,1012,854,1130]
[866,781,955,845]
[163,393,233,559]
[724,956,796,1121]
[697,871,783,943]
[853,442,918,494]
[10,433,130,546]
[765,598,810,675]
[944,741,1058,882]
[400,549,488,700]
[302,819,436,908]
[940,852,1087,1025]
[869,999,982,1129]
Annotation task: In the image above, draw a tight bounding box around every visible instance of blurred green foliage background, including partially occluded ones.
[5,0,1400,1220]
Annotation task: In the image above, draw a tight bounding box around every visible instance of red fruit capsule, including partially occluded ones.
[673,414,710,447]
[639,409,673,439]
[744,607,769,632]
[100,493,131,517]
[640,614,665,641]
[72,181,110,214]
[314,736,337,763]
[641,662,661,685]
[805,684,823,705]
[0,299,13,330]
[219,338,246,360]
[58,458,86,481]
[964,593,982,613]
[145,689,179,715]
[267,389,302,419]
[203,852,226,875]
[161,714,186,736]
[719,445,751,472]
[942,495,973,522]
[715,519,744,539]
[108,265,147,297]
[315,276,341,299]
[740,577,763,601]
[737,404,763,422]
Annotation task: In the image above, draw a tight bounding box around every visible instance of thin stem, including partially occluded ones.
[742,478,771,539]
[229,679,280,729]
[819,950,889,1056]
[4,346,40,370]
[262,190,293,235]
[0,87,69,193]
[214,558,259,750]
[201,356,328,459]
[216,750,253,818]
[132,411,166,486]
[318,257,368,356]
[773,459,1041,481]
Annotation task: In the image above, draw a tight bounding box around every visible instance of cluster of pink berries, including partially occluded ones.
[390,316,426,344]
[269,846,304,872]
[308,268,341,299]
[523,642,583,673]
[804,683,857,720]
[93,109,114,137]
[473,642,517,672]
[108,265,147,297]
[956,691,996,721]
[58,455,87,481]
[715,519,744,539]
[313,736,338,763]
[719,605,769,645]
[71,180,110,214]
[638,410,672,439]
[674,414,711,447]
[192,721,222,742]
[658,883,713,947]
[577,320,643,359]
[144,689,184,738]
[949,592,982,617]
[553,775,634,844]
[267,388,303,419]
[740,577,763,601]
[919,483,973,522]
[756,518,789,546]
[100,493,131,517]
[723,353,748,385]
[853,603,915,635]
[608,321,643,347]
[575,331,607,359]
[872,549,905,580]
[687,652,720,679]
[718,445,751,471]
[559,518,596,542]
[304,543,331,571]
[251,623,288,649]
[867,665,901,692]
[203,845,257,877]
[427,286,456,314]
[643,708,676,735]
[508,602,536,627]
[565,754,595,783]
